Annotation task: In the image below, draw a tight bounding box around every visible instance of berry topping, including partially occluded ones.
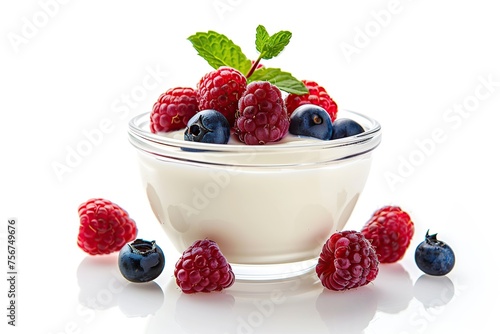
[285,80,338,121]
[197,66,247,125]
[316,230,379,291]
[174,239,235,293]
[361,206,415,263]
[118,239,165,283]
[235,81,289,145]
[77,198,138,255]
[331,118,365,139]
[415,231,455,276]
[184,109,230,145]
[150,87,199,133]
[188,25,308,96]
[289,104,333,140]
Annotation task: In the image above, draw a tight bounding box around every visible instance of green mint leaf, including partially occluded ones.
[255,26,292,60]
[188,31,251,73]
[248,68,308,95]
[255,25,270,53]
[263,31,292,59]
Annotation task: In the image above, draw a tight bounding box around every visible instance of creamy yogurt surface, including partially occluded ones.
[160,128,327,146]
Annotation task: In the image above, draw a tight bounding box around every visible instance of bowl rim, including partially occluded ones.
[128,109,382,154]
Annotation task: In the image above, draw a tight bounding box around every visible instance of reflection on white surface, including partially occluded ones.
[118,282,164,317]
[175,292,237,334]
[141,263,457,334]
[146,272,325,334]
[413,274,455,308]
[75,254,461,334]
[316,287,378,334]
[373,263,414,314]
[77,254,124,310]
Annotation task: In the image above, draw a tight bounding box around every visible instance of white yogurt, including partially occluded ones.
[136,131,372,264]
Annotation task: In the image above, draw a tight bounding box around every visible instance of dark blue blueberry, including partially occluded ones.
[289,105,333,140]
[415,231,455,276]
[118,239,165,283]
[184,109,230,144]
[331,118,365,139]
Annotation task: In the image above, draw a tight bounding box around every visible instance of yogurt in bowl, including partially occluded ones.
[128,109,381,280]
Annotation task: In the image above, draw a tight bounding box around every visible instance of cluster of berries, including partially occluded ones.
[76,198,234,292]
[76,198,165,283]
[317,206,415,291]
[317,206,455,291]
[77,198,454,293]
[150,66,364,146]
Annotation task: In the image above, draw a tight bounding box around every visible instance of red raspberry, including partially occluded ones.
[77,198,138,255]
[361,206,415,263]
[235,81,289,145]
[174,239,235,294]
[150,87,199,133]
[285,80,338,121]
[316,230,379,291]
[197,66,247,125]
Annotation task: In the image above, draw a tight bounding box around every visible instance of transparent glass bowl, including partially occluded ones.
[128,110,381,280]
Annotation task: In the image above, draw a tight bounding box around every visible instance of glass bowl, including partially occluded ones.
[128,110,381,281]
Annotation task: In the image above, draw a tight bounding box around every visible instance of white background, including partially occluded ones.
[1,0,499,333]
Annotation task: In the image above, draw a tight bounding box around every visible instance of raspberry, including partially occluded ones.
[197,66,247,125]
[77,198,138,255]
[174,239,235,294]
[235,81,289,145]
[285,80,338,121]
[361,206,415,263]
[316,230,379,291]
[150,87,199,133]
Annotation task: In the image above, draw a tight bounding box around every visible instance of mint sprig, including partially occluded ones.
[188,31,251,74]
[188,25,307,95]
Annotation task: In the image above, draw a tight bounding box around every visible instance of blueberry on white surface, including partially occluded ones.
[331,118,364,139]
[289,104,333,140]
[184,109,230,144]
[415,231,455,276]
[118,239,165,283]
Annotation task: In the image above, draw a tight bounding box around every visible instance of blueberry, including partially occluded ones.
[331,118,365,139]
[184,109,230,144]
[118,239,165,283]
[289,105,333,140]
[415,231,455,276]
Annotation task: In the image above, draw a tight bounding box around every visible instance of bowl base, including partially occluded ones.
[231,258,318,282]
